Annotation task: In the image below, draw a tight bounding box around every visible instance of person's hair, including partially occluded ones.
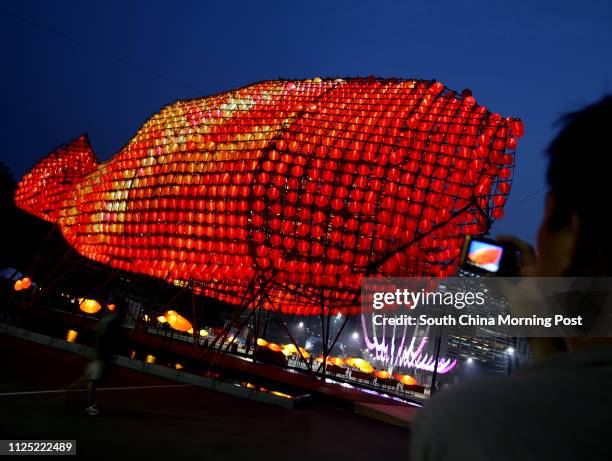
[546,95,612,275]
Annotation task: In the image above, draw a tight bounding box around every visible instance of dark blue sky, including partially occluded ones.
[2,0,611,243]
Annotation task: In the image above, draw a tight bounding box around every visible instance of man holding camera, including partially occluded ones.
[410,97,612,460]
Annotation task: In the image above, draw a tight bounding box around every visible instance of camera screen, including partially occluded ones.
[466,239,504,273]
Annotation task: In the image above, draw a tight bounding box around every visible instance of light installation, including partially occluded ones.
[361,314,458,374]
[15,78,523,316]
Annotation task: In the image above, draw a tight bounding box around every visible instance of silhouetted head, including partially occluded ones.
[537,96,612,276]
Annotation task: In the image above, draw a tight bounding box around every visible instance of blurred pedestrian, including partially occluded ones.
[67,298,126,416]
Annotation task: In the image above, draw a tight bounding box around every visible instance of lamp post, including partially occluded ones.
[430,333,443,395]
[506,346,514,375]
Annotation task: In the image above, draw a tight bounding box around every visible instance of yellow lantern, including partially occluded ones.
[346,357,374,373]
[396,374,417,386]
[270,390,293,399]
[358,362,374,373]
[256,338,268,347]
[164,310,192,332]
[157,315,167,323]
[79,299,102,314]
[298,347,311,359]
[199,329,209,337]
[66,329,78,343]
[13,280,22,291]
[282,343,298,354]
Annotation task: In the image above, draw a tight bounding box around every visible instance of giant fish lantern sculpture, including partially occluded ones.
[15,78,523,315]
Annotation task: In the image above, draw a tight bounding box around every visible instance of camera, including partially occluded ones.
[459,236,519,276]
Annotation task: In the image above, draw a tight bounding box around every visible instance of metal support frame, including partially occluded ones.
[315,313,351,374]
[21,247,75,310]
[191,292,199,350]
[197,270,277,364]
[263,294,312,372]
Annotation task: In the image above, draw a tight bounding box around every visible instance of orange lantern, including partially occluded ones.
[20,277,32,289]
[107,303,117,311]
[267,342,282,352]
[347,357,374,373]
[13,280,23,291]
[374,370,391,379]
[66,329,78,343]
[79,299,102,314]
[396,374,417,386]
[164,310,193,332]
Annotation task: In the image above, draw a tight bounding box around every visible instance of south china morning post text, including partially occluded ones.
[370,288,582,328]
[360,278,612,337]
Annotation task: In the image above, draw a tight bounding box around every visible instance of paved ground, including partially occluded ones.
[0,335,410,460]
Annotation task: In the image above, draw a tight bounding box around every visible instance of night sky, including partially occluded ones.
[2,0,611,243]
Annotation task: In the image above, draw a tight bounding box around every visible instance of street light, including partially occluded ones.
[506,346,515,375]
[352,331,359,340]
[298,321,304,328]
[467,357,474,364]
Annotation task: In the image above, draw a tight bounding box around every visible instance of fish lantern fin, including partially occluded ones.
[14,134,98,223]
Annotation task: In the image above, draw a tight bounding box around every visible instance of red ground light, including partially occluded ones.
[15,77,523,315]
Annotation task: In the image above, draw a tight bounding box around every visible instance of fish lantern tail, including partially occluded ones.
[14,134,99,223]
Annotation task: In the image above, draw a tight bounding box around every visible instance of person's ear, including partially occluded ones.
[544,192,555,217]
[558,213,580,274]
[537,193,580,276]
